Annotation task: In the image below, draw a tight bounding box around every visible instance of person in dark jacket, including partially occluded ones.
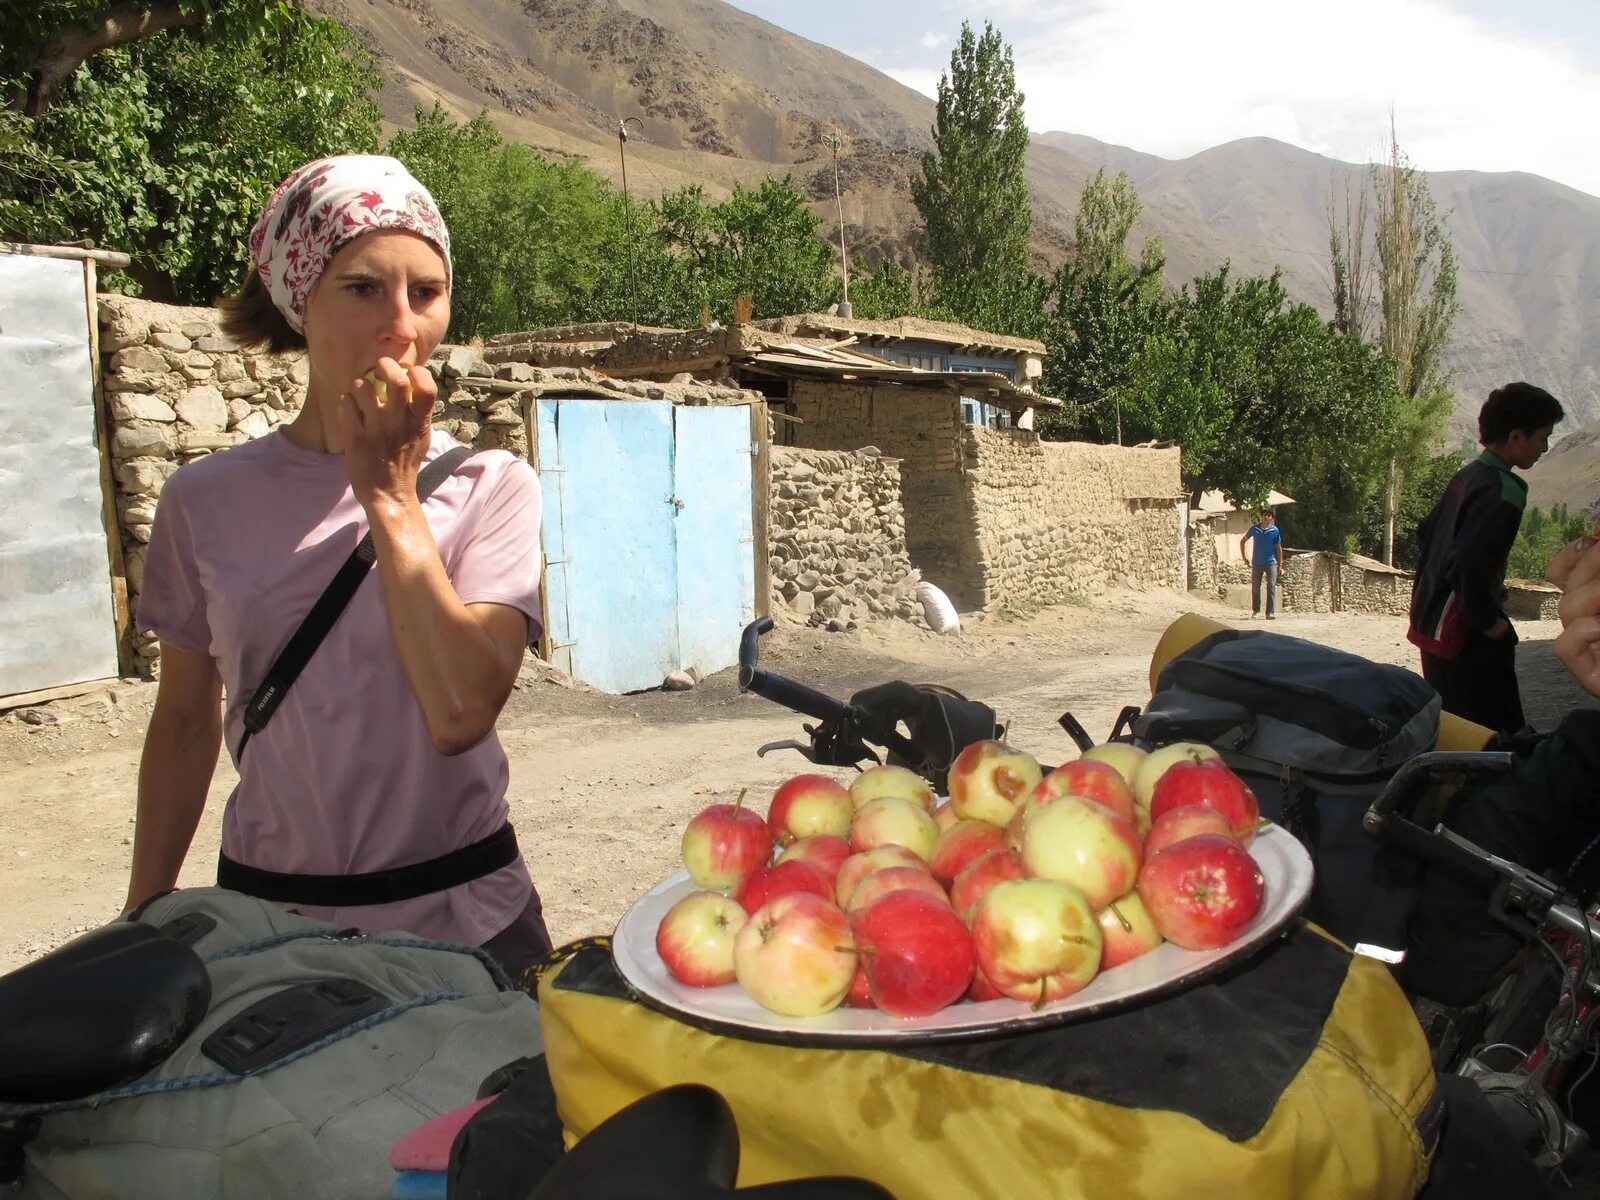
[1407,382,1565,734]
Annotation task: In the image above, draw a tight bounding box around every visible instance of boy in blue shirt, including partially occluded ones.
[1240,509,1284,619]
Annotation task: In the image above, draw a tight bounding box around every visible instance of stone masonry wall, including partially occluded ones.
[1337,562,1412,616]
[783,380,983,607]
[961,429,1185,610]
[768,449,923,629]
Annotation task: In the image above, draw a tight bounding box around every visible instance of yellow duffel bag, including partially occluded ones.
[537,925,1440,1200]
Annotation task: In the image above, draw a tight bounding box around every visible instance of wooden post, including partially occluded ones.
[749,397,773,619]
[84,261,135,676]
[521,388,555,664]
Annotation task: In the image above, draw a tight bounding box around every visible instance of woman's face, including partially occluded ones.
[301,229,450,390]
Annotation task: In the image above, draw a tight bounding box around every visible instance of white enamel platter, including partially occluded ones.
[612,824,1315,1046]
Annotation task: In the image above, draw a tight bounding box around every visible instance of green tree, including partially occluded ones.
[1507,503,1590,581]
[848,256,917,319]
[1041,169,1169,441]
[2,5,380,302]
[911,21,1036,330]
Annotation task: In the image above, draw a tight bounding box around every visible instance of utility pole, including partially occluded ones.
[618,117,644,329]
[827,132,851,317]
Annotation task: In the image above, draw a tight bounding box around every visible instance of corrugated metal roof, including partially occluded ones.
[745,344,1061,409]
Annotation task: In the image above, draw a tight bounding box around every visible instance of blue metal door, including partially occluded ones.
[536,398,679,694]
[673,406,755,678]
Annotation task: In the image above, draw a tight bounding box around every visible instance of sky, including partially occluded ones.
[725,0,1600,198]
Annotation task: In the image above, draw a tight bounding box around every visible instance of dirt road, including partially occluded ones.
[2,588,1591,971]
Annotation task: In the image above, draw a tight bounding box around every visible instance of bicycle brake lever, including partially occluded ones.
[757,739,816,761]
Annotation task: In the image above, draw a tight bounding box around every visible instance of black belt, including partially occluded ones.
[217,823,520,908]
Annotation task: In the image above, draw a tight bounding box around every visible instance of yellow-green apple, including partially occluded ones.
[1148,760,1262,846]
[849,764,936,812]
[766,774,853,846]
[970,879,1103,1006]
[681,795,774,891]
[1018,797,1143,910]
[947,848,1029,922]
[1031,760,1137,824]
[931,799,959,833]
[1095,891,1164,970]
[948,740,1044,826]
[845,865,951,914]
[777,834,852,885]
[851,891,976,1017]
[1144,804,1236,857]
[1136,833,1266,950]
[655,891,748,987]
[735,859,833,915]
[1131,743,1222,834]
[850,796,938,860]
[732,893,857,1017]
[1081,742,1149,788]
[929,820,1009,887]
[835,846,930,908]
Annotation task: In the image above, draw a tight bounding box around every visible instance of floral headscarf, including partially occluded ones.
[248,154,451,334]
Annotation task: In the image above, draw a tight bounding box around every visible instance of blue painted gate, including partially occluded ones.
[535,398,755,694]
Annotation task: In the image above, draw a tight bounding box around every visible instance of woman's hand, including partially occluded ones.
[337,356,437,515]
[1548,536,1598,591]
[1555,540,1600,698]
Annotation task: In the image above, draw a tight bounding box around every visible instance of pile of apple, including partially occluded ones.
[654,740,1267,1021]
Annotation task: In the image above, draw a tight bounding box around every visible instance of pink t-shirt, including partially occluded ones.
[137,428,540,945]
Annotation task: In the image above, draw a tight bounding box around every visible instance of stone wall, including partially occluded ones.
[781,380,983,607]
[768,449,923,629]
[1506,581,1562,621]
[961,429,1185,611]
[1336,561,1413,616]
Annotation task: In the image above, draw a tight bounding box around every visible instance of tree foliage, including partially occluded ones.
[1508,504,1592,582]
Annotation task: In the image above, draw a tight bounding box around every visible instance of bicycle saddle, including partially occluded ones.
[529,1084,893,1199]
[0,922,210,1104]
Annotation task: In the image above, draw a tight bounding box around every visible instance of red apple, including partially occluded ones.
[970,879,1102,1006]
[849,764,936,812]
[1081,742,1149,788]
[1148,760,1261,846]
[850,796,938,860]
[852,891,976,1017]
[777,834,852,884]
[735,859,834,914]
[655,891,749,987]
[732,893,857,1016]
[929,820,1009,887]
[845,865,951,914]
[1017,796,1143,911]
[948,848,1029,922]
[681,792,774,891]
[1132,742,1222,827]
[843,960,876,1008]
[948,740,1044,827]
[967,967,1007,1002]
[1136,834,1266,951]
[1032,760,1138,824]
[931,799,959,832]
[835,846,930,908]
[767,774,853,846]
[1095,891,1164,970]
[1144,804,1236,857]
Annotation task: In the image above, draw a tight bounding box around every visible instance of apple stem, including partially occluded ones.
[733,787,749,814]
[1109,901,1133,933]
[1033,977,1048,1012]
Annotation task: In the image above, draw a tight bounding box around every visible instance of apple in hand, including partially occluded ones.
[949,740,1044,827]
[777,834,853,885]
[681,791,774,891]
[850,797,938,860]
[929,820,1009,887]
[767,774,853,846]
[1031,760,1138,824]
[1132,743,1222,834]
[1017,796,1143,911]
[732,893,857,1017]
[1144,804,1235,857]
[852,890,976,1017]
[835,846,930,908]
[948,848,1029,922]
[1081,742,1149,788]
[1148,760,1262,845]
[735,859,834,914]
[1136,833,1266,951]
[845,865,951,914]
[970,879,1102,1006]
[1095,891,1164,970]
[849,764,936,812]
[656,891,749,987]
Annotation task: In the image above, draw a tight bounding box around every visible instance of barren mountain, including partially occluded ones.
[1527,417,1600,515]
[309,0,1600,438]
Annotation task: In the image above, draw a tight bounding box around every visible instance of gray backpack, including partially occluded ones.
[2,889,542,1200]
[1135,628,1441,951]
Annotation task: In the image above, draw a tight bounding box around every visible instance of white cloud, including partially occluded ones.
[970,0,1600,196]
[918,30,950,50]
